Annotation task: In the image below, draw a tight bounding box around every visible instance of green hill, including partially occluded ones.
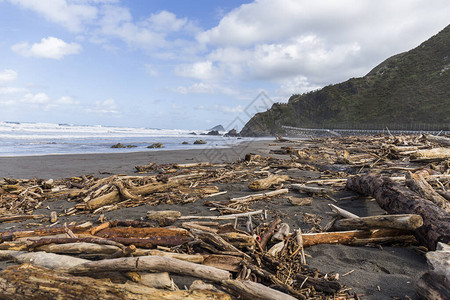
[241,25,450,136]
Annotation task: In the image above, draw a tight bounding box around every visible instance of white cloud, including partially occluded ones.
[0,87,25,95]
[145,11,188,33]
[21,92,50,104]
[0,69,18,84]
[55,96,79,105]
[12,37,82,59]
[192,0,450,95]
[8,0,97,32]
[175,82,236,96]
[175,61,219,80]
[95,6,196,50]
[85,98,119,114]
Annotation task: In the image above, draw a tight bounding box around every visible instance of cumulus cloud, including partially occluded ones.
[12,37,82,59]
[85,98,119,114]
[0,69,18,84]
[188,0,450,95]
[95,6,197,50]
[8,0,97,32]
[21,92,50,104]
[175,61,219,80]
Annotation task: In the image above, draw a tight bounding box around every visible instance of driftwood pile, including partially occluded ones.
[0,134,448,299]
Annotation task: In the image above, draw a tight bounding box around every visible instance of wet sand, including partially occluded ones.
[0,140,427,299]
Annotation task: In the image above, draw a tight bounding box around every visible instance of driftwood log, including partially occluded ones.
[301,229,417,248]
[425,134,450,147]
[0,264,230,300]
[346,174,450,250]
[332,214,423,231]
[248,175,289,191]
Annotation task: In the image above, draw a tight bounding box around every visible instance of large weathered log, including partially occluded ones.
[0,264,231,300]
[248,175,289,191]
[86,190,120,211]
[68,255,232,283]
[425,134,450,147]
[95,227,190,239]
[130,180,183,196]
[0,250,88,269]
[35,242,120,256]
[332,214,423,231]
[0,222,92,242]
[410,147,450,162]
[406,171,448,211]
[346,174,450,250]
[301,229,417,248]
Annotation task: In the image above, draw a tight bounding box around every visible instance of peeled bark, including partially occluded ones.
[248,175,289,191]
[346,174,450,250]
[332,214,423,231]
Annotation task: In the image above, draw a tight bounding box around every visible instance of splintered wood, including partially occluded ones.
[0,133,449,299]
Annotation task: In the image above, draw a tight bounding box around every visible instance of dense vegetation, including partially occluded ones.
[241,25,450,136]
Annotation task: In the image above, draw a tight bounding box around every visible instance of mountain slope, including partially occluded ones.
[241,25,450,136]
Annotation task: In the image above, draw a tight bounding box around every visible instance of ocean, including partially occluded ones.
[0,121,261,156]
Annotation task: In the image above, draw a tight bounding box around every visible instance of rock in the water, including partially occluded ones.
[194,140,207,144]
[224,129,240,137]
[126,145,137,148]
[189,132,197,135]
[147,143,164,148]
[182,141,189,144]
[111,143,125,148]
[208,125,225,131]
[206,130,220,136]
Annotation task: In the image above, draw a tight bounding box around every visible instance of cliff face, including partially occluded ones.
[241,25,450,136]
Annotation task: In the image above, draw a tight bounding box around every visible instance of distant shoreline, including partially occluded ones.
[0,140,273,179]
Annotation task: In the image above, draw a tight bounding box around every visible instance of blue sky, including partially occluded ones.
[0,0,449,130]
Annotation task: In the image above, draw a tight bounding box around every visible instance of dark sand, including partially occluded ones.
[0,140,427,299]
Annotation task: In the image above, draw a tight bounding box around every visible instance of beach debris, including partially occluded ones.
[346,174,450,250]
[248,174,289,191]
[1,133,449,298]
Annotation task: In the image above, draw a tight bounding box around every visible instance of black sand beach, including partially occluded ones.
[0,140,428,299]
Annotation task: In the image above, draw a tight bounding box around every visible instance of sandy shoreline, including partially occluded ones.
[0,141,271,179]
[0,138,428,299]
